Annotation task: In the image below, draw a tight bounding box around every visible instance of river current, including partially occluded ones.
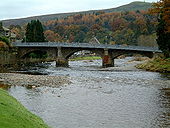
[7,58,170,128]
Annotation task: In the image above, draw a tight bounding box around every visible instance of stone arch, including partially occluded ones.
[19,48,48,59]
[56,47,104,67]
[22,50,47,59]
[18,47,57,60]
[61,48,104,60]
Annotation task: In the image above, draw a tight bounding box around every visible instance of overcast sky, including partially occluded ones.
[1,0,157,20]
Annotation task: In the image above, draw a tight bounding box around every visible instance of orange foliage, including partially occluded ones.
[44,30,62,42]
[0,41,8,48]
[150,0,170,32]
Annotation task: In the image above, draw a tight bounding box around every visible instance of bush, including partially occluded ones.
[0,36,10,47]
[0,41,8,48]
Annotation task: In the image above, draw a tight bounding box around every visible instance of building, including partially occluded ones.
[0,26,10,37]
[0,26,16,42]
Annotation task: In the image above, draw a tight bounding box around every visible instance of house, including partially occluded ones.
[0,26,16,42]
[10,32,16,42]
[0,26,10,37]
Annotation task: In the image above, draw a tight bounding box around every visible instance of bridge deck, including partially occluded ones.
[13,42,161,52]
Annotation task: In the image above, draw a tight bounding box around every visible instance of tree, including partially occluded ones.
[25,20,45,42]
[44,30,62,42]
[157,15,170,57]
[0,22,3,30]
[150,0,170,57]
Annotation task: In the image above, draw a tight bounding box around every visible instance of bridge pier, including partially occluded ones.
[56,47,68,67]
[56,58,68,67]
[102,49,114,67]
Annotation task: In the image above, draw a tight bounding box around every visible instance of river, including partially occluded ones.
[6,57,170,128]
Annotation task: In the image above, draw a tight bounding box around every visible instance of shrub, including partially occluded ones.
[0,36,10,47]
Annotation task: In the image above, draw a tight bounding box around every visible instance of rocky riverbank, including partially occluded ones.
[0,73,71,88]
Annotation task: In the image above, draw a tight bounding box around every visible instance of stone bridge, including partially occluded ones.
[13,42,161,67]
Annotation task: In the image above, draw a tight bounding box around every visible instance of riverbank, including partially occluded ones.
[0,88,49,128]
[69,56,101,61]
[136,58,170,73]
[0,73,71,88]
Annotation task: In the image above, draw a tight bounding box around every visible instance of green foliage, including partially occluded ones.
[0,22,2,29]
[69,56,101,61]
[137,34,158,47]
[0,88,49,128]
[156,15,170,58]
[0,36,10,46]
[29,53,37,58]
[28,51,48,59]
[25,20,45,42]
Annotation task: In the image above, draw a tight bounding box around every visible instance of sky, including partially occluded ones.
[1,0,158,20]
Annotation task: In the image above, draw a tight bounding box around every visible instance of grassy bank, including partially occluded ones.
[69,56,101,61]
[0,88,49,128]
[136,58,170,73]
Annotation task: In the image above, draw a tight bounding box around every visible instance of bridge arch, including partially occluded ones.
[64,49,104,60]
[18,48,48,58]
[18,47,57,61]
[56,47,104,67]
[21,50,48,59]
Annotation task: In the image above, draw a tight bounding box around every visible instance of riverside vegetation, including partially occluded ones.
[136,57,170,73]
[69,56,101,61]
[137,0,170,73]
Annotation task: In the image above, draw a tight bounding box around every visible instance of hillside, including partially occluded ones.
[2,1,152,26]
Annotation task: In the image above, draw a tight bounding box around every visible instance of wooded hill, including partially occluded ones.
[2,2,152,26]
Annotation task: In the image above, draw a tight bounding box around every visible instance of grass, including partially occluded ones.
[0,88,49,128]
[69,56,101,61]
[136,57,170,73]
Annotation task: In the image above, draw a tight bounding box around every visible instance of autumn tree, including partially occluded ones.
[150,0,170,57]
[44,30,62,42]
[10,25,24,40]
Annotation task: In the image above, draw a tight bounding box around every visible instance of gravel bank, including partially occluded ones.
[0,73,71,87]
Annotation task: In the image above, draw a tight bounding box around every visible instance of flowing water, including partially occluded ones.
[6,58,170,128]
